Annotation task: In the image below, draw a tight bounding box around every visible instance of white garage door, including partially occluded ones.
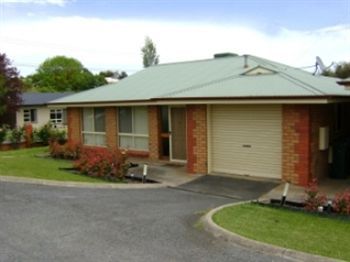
[210,105,282,179]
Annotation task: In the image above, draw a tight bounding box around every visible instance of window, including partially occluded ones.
[23,109,37,123]
[82,108,106,146]
[50,109,66,126]
[118,107,149,151]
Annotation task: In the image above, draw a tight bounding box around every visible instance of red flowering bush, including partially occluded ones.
[74,147,128,179]
[333,190,350,215]
[49,141,82,160]
[304,178,327,212]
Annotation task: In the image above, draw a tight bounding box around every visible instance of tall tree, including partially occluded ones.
[141,36,159,68]
[29,56,106,92]
[323,62,350,79]
[0,53,23,127]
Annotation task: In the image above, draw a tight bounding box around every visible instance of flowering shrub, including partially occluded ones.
[74,147,128,180]
[333,190,350,215]
[304,178,327,212]
[49,141,82,160]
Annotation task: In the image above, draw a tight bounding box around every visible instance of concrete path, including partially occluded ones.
[0,182,287,262]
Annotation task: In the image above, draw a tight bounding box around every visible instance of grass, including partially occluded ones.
[213,203,350,261]
[0,147,104,183]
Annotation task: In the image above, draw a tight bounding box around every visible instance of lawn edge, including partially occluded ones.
[201,202,343,262]
[0,175,166,189]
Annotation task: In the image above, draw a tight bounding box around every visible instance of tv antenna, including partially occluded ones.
[314,56,334,75]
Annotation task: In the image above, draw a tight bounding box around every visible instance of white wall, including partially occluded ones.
[16,106,67,129]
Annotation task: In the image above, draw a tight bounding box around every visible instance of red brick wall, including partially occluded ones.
[282,105,311,186]
[67,107,82,144]
[187,105,207,174]
[105,107,118,149]
[148,106,160,160]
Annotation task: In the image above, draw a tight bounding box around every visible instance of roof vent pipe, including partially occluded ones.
[244,54,249,68]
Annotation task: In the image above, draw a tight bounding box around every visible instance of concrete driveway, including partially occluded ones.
[176,174,279,200]
[0,181,285,262]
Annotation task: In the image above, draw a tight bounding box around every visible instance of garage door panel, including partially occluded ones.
[210,105,282,179]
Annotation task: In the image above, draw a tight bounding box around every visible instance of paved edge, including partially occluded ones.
[201,202,342,262]
[0,176,166,189]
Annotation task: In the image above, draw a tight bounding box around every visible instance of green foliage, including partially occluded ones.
[141,36,159,68]
[50,128,67,145]
[9,127,24,145]
[99,70,128,80]
[28,56,107,92]
[0,125,9,144]
[35,124,52,145]
[322,62,350,79]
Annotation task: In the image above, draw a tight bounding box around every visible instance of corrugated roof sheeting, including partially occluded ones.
[50,55,350,105]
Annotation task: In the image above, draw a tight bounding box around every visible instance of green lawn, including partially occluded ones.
[213,203,350,261]
[0,147,103,183]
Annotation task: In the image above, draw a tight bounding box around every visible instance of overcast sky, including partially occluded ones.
[0,0,349,76]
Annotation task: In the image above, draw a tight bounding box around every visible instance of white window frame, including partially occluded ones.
[50,109,65,126]
[82,108,106,147]
[118,107,149,151]
[23,108,37,123]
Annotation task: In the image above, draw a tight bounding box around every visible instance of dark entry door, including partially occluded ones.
[170,107,187,161]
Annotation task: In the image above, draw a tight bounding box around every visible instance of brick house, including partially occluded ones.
[50,54,350,186]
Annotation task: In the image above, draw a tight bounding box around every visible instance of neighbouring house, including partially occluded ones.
[49,53,350,186]
[17,92,73,129]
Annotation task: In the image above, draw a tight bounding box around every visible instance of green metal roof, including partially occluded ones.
[50,55,350,105]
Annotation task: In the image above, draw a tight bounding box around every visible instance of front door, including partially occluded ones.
[170,107,187,162]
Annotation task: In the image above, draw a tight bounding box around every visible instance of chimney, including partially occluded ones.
[243,54,249,68]
[337,78,350,90]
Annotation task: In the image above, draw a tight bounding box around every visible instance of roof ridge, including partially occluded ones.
[279,73,325,95]
[152,56,240,68]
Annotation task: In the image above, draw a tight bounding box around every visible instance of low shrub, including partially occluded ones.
[9,127,24,147]
[333,190,350,215]
[35,124,52,145]
[50,129,67,145]
[304,178,327,212]
[34,123,67,145]
[49,141,81,160]
[0,125,9,144]
[74,147,128,180]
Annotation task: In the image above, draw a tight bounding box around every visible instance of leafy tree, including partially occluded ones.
[141,36,159,68]
[0,53,23,127]
[322,62,350,79]
[99,70,128,80]
[29,56,106,92]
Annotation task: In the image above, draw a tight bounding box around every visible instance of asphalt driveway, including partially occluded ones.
[0,181,285,262]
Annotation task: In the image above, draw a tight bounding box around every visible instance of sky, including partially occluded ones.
[0,0,349,76]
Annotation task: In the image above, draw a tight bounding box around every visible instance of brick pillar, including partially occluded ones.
[67,107,82,144]
[282,105,311,186]
[105,107,118,149]
[187,105,207,174]
[148,106,160,160]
